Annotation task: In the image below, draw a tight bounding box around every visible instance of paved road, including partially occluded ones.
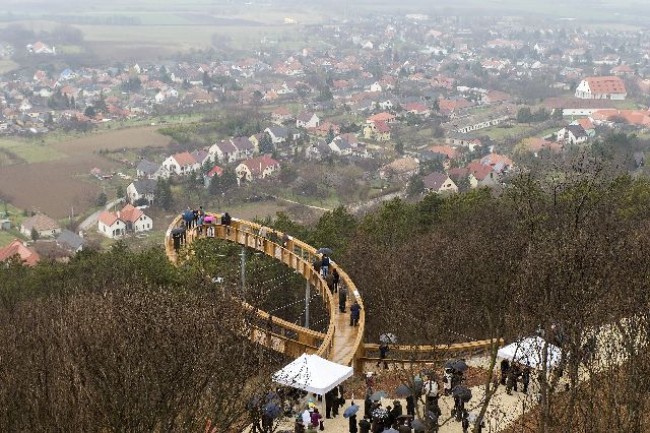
[78,198,125,231]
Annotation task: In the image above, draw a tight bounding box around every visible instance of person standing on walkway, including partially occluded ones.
[321,254,330,276]
[339,285,347,313]
[377,342,389,370]
[350,301,361,327]
[325,389,334,419]
[521,365,531,394]
[332,269,340,293]
[358,416,371,433]
[423,375,441,417]
[500,359,510,386]
[349,414,358,433]
[221,212,232,235]
[326,272,335,294]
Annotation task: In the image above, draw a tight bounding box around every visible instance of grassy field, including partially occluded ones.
[481,124,532,140]
[0,230,20,247]
[0,59,18,74]
[0,139,66,164]
[0,126,172,219]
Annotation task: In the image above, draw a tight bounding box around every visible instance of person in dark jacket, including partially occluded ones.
[358,416,371,433]
[339,285,347,313]
[405,394,415,417]
[377,342,389,369]
[321,254,330,276]
[349,414,358,433]
[221,212,232,235]
[350,301,361,326]
[521,365,531,394]
[500,359,510,386]
[332,269,340,293]
[325,389,335,418]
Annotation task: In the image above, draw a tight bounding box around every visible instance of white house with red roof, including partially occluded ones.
[403,102,431,116]
[98,204,152,239]
[236,156,281,182]
[575,76,627,100]
[161,151,200,176]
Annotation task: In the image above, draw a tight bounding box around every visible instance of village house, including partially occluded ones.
[236,156,281,182]
[557,124,589,145]
[423,172,458,194]
[296,112,320,128]
[98,204,153,239]
[20,214,61,238]
[161,151,200,176]
[574,76,627,100]
[466,162,499,188]
[364,120,391,141]
[136,159,160,179]
[480,153,513,173]
[272,107,293,122]
[0,239,40,266]
[55,230,85,254]
[264,126,289,144]
[328,136,353,156]
[379,157,419,180]
[126,179,157,205]
[203,165,223,187]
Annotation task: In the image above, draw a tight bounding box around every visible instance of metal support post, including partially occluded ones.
[240,246,246,293]
[305,279,311,329]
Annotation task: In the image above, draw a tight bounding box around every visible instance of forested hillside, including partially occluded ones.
[2,152,650,431]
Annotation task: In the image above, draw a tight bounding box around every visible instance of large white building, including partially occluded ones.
[575,76,627,100]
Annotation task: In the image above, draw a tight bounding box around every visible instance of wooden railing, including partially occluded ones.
[164,214,365,366]
[360,339,505,364]
[165,213,500,370]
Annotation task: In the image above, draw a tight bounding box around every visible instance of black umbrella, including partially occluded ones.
[317,247,333,255]
[171,227,185,235]
[343,403,360,418]
[395,384,412,397]
[452,359,469,372]
[445,359,469,372]
[263,402,281,419]
[452,385,472,402]
[411,419,426,430]
[370,390,388,401]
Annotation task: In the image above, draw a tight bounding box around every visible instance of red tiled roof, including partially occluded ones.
[374,120,390,133]
[242,156,280,175]
[467,162,494,181]
[584,76,626,95]
[0,239,40,266]
[118,204,143,223]
[368,112,395,123]
[172,151,197,167]
[207,165,223,177]
[429,145,457,159]
[98,211,119,227]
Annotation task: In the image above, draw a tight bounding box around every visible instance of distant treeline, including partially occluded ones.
[54,15,142,26]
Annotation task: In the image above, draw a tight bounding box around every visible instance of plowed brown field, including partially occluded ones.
[0,126,170,219]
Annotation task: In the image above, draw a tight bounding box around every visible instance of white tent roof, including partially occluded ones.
[272,353,354,395]
[497,336,562,370]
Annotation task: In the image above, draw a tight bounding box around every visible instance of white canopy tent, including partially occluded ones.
[272,353,354,395]
[497,336,562,370]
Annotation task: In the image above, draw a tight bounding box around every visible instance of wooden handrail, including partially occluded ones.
[165,213,356,364]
